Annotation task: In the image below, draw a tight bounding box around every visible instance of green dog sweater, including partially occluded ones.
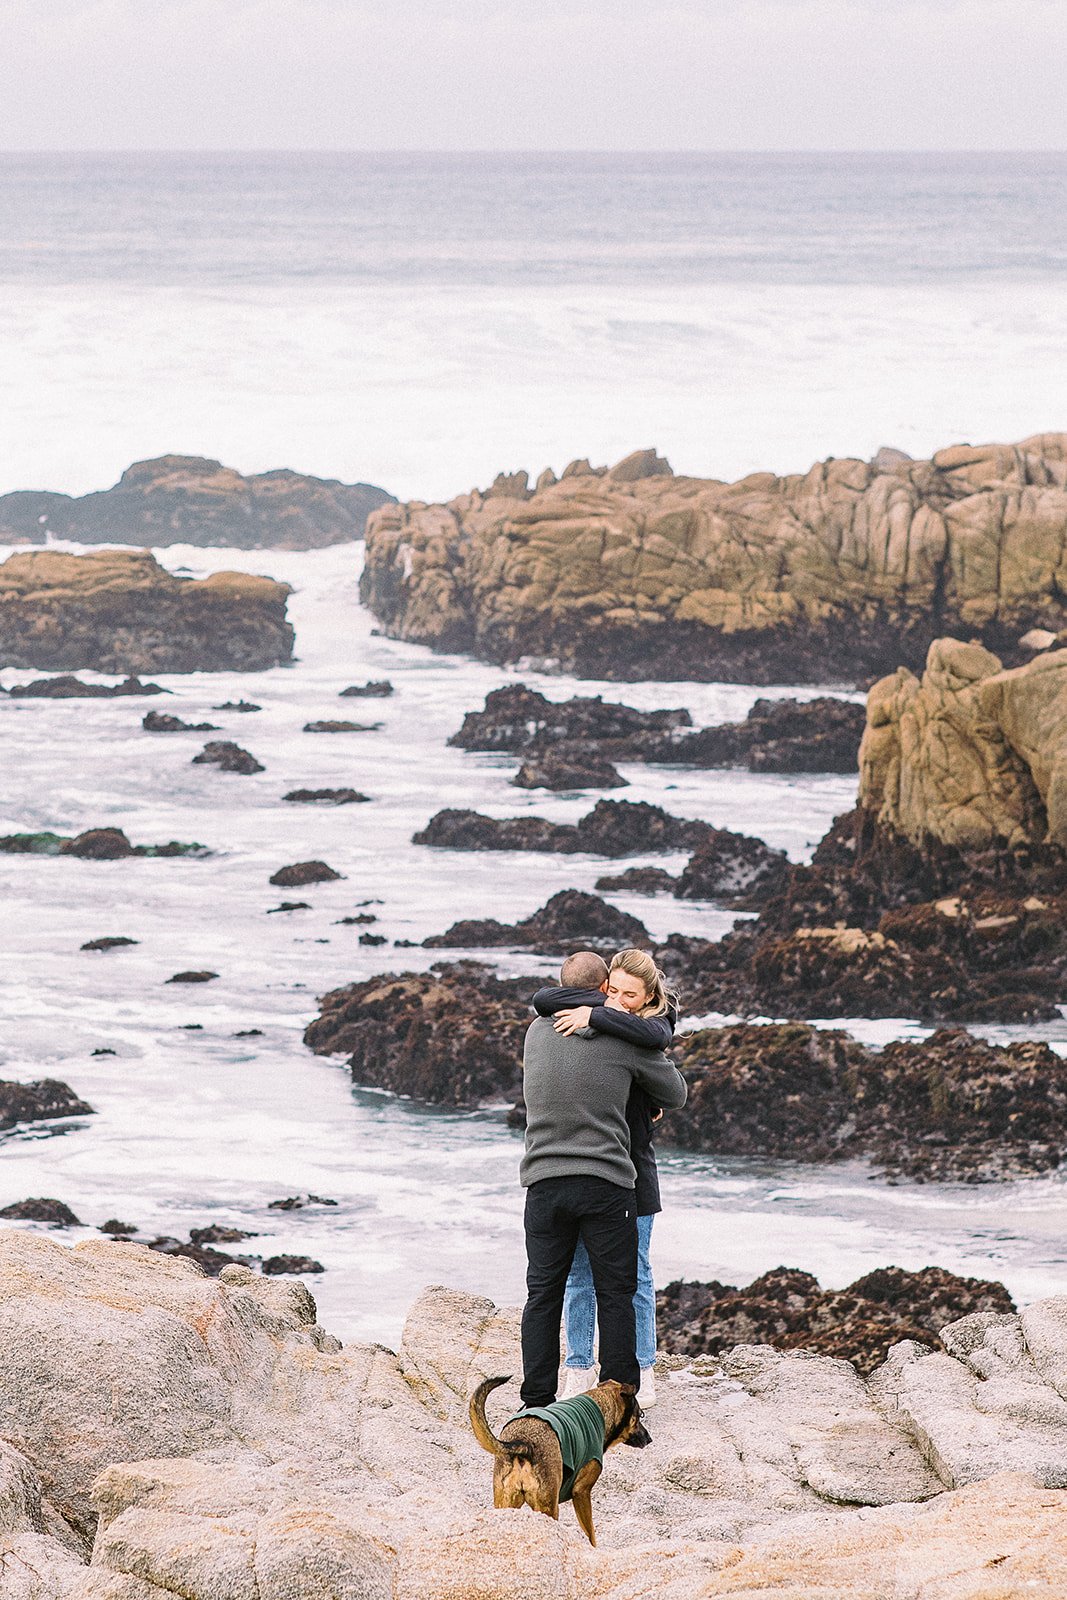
[510,1393,606,1502]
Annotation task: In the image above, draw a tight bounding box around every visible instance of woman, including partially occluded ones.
[532,947,677,1407]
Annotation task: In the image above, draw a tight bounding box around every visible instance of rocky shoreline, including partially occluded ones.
[0,453,394,549]
[0,547,294,672]
[361,436,1067,682]
[1,1233,1065,1597]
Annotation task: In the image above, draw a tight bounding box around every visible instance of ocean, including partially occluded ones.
[1,151,1066,500]
[1,153,1065,1345]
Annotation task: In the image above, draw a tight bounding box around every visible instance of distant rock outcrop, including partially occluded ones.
[0,548,294,673]
[0,454,395,549]
[362,435,1067,681]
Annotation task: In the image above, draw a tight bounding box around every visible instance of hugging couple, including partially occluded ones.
[518,947,688,1412]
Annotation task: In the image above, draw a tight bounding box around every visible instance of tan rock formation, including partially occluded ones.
[859,638,1067,850]
[0,455,394,550]
[0,547,293,672]
[360,435,1067,681]
[2,1231,1067,1596]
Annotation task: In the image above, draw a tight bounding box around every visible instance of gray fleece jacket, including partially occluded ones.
[520,1016,688,1190]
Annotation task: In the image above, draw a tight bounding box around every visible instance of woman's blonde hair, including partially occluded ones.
[609,948,678,1018]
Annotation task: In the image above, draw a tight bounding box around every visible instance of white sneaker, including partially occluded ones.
[561,1367,596,1399]
[639,1367,657,1408]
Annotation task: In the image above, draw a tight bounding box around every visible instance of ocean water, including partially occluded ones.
[1,542,1065,1345]
[1,152,1066,500]
[2,153,1066,1346]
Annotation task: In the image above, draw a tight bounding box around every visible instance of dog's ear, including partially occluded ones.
[618,1383,636,1396]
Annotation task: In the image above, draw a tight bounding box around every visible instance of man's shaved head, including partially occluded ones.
[560,950,609,988]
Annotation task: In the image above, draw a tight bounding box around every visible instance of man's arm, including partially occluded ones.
[627,1045,687,1110]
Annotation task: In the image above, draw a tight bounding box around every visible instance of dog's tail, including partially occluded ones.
[469,1374,522,1458]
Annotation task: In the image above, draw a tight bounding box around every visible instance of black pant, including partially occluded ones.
[520,1174,638,1409]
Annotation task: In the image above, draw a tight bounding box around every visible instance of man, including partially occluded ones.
[519,949,688,1410]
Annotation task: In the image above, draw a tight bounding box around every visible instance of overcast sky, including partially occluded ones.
[0,0,1064,151]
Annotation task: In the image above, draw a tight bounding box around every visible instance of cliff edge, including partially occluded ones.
[360,437,1067,681]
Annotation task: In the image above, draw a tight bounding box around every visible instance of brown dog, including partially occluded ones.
[469,1374,651,1546]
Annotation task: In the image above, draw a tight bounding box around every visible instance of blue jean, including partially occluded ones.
[564,1212,656,1370]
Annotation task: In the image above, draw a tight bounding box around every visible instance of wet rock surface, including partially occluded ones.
[282,787,370,803]
[0,1197,83,1226]
[1,1238,1066,1598]
[269,860,343,887]
[595,865,678,893]
[451,682,863,772]
[511,748,627,789]
[0,1081,93,1132]
[6,673,165,697]
[143,710,219,732]
[449,682,691,752]
[362,435,1067,681]
[305,961,538,1106]
[303,718,380,732]
[340,679,394,697]
[657,1265,1016,1376]
[0,452,394,548]
[192,739,265,774]
[424,889,650,953]
[670,1022,1067,1181]
[0,827,207,859]
[166,970,219,984]
[80,936,138,951]
[415,796,714,857]
[0,547,294,673]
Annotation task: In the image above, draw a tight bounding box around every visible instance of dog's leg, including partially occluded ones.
[569,1461,602,1546]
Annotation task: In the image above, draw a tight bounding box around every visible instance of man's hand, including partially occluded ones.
[553,1006,592,1035]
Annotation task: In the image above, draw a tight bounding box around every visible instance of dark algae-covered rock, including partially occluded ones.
[8,673,166,698]
[671,1023,1067,1181]
[340,679,394,697]
[305,962,537,1107]
[423,889,649,953]
[415,798,713,857]
[0,1197,83,1226]
[511,750,627,790]
[657,1264,1016,1376]
[269,861,343,887]
[450,682,862,773]
[192,741,264,774]
[143,710,219,732]
[0,1079,94,1130]
[81,936,138,951]
[283,788,370,804]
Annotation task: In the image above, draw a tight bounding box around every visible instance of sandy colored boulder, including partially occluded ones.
[2,1238,1067,1597]
[859,638,1067,849]
[361,435,1067,681]
[0,547,293,672]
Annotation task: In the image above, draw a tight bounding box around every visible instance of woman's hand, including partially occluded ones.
[553,1006,592,1035]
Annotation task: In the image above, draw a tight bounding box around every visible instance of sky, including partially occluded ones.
[0,0,1064,151]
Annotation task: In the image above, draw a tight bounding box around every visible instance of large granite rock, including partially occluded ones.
[0,454,394,549]
[361,435,1067,681]
[0,548,294,673]
[0,1236,1065,1598]
[860,637,1067,850]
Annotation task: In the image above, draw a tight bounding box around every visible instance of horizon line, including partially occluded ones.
[2,146,1067,158]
